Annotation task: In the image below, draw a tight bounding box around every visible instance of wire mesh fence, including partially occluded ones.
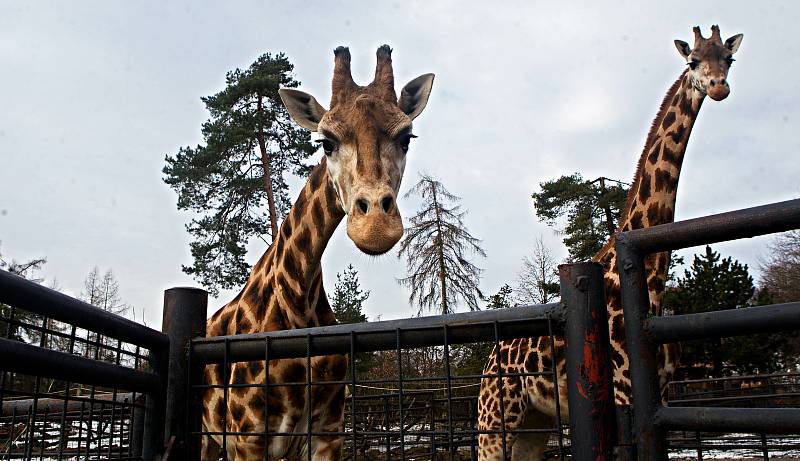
[188,303,581,461]
[1,303,151,460]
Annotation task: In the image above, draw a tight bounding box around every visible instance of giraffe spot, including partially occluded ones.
[630,211,644,230]
[282,249,301,278]
[638,172,651,203]
[309,166,323,190]
[232,364,248,384]
[295,226,313,261]
[230,401,246,423]
[281,222,293,240]
[311,199,325,230]
[275,237,284,257]
[661,111,676,129]
[653,168,678,193]
[236,313,252,334]
[646,202,660,225]
[612,349,625,369]
[239,419,254,434]
[662,146,682,167]
[215,397,226,424]
[610,314,625,344]
[268,305,288,330]
[647,139,661,164]
[276,273,300,307]
[292,191,307,223]
[670,124,686,145]
[247,361,263,379]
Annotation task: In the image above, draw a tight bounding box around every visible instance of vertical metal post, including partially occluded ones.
[161,287,208,460]
[616,236,668,460]
[560,262,616,461]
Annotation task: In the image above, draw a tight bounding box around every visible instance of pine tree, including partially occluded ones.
[163,52,316,295]
[664,246,797,378]
[485,284,515,309]
[330,264,370,325]
[398,175,486,315]
[532,174,628,261]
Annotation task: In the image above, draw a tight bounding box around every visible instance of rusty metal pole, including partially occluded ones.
[560,262,616,461]
[162,287,208,460]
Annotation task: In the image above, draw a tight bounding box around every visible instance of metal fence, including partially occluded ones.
[616,198,800,460]
[0,272,207,460]
[187,262,615,460]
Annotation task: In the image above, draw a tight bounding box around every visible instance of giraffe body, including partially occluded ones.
[200,46,434,461]
[477,26,743,460]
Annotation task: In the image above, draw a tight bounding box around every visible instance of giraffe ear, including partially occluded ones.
[674,40,691,59]
[399,73,435,120]
[725,34,743,54]
[279,89,328,132]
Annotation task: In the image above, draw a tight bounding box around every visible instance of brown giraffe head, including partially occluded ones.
[279,45,434,255]
[674,25,743,101]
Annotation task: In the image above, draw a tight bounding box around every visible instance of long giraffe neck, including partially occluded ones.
[620,69,705,233]
[233,158,345,331]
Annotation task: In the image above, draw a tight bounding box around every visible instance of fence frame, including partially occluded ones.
[0,271,208,460]
[616,198,800,460]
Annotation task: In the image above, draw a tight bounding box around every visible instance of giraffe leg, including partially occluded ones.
[510,410,552,461]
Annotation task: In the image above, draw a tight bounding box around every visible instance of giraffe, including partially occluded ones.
[477,25,744,460]
[200,45,434,461]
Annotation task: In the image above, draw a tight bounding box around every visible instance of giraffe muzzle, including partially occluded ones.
[707,78,730,101]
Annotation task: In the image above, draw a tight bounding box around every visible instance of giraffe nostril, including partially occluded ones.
[356,198,369,214]
[710,79,716,86]
[720,78,727,85]
[381,195,394,213]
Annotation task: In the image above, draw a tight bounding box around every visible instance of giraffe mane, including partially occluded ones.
[620,68,689,229]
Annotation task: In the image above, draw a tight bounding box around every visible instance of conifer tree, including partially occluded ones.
[398,175,485,315]
[163,53,315,295]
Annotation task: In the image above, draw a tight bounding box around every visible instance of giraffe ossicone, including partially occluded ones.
[477,25,743,461]
[200,45,434,461]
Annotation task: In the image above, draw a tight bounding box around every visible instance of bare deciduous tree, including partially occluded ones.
[760,230,800,303]
[397,175,485,315]
[515,236,560,305]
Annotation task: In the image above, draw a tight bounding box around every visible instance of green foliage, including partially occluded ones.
[331,264,370,325]
[532,174,628,261]
[452,284,514,376]
[665,246,798,378]
[163,53,316,295]
[398,175,486,315]
[485,284,515,309]
[330,265,374,377]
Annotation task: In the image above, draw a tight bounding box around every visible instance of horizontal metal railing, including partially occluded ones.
[615,198,800,460]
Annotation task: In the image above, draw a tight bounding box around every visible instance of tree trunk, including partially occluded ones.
[256,94,279,240]
[598,177,617,236]
[432,186,448,315]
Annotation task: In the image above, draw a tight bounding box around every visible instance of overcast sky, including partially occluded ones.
[2,1,798,329]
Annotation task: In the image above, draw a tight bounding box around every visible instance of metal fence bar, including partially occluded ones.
[616,235,668,461]
[0,338,161,394]
[616,198,800,461]
[561,262,616,461]
[191,303,561,364]
[161,287,208,459]
[655,407,800,433]
[0,269,168,350]
[647,302,800,343]
[618,198,800,254]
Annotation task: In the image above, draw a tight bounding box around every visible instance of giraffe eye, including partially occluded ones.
[398,134,417,154]
[315,138,337,156]
[687,60,700,70]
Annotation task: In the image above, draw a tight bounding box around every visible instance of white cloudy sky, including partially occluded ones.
[1,1,798,329]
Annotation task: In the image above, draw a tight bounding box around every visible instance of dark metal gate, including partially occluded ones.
[617,198,800,460]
